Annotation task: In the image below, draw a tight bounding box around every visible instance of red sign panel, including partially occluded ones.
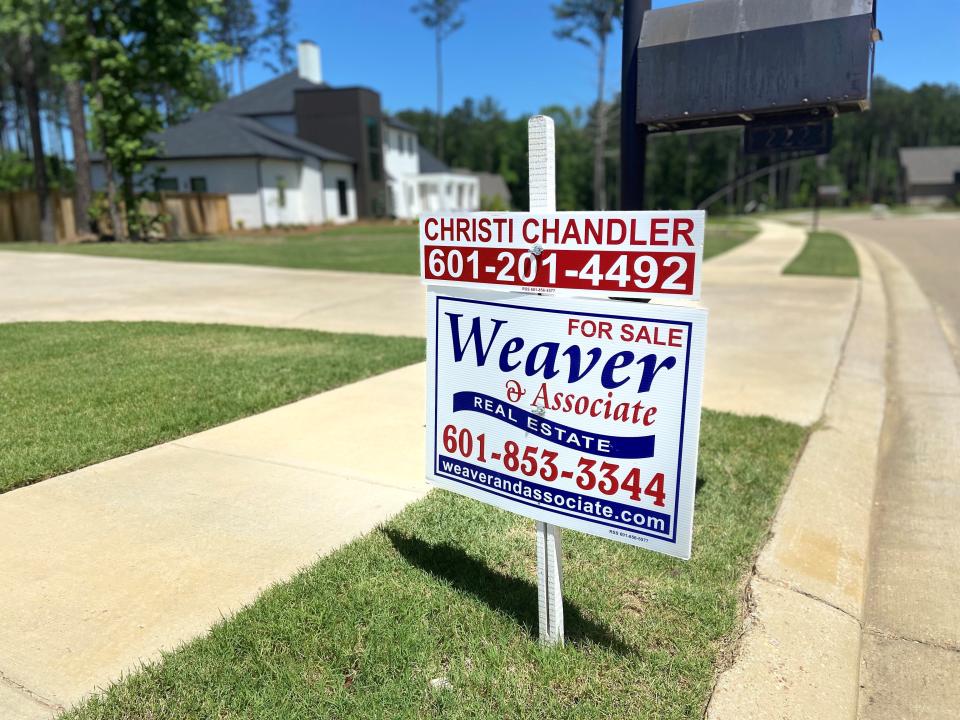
[419,211,704,300]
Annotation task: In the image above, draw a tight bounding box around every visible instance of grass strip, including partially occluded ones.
[0,221,756,274]
[0,321,424,493]
[701,219,759,260]
[64,410,805,720]
[783,231,860,278]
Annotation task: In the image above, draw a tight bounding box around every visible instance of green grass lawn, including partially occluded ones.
[783,231,860,277]
[0,322,424,493]
[0,220,757,274]
[62,410,805,720]
[702,219,758,260]
[0,224,422,275]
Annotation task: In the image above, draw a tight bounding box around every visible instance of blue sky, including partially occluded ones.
[243,0,960,118]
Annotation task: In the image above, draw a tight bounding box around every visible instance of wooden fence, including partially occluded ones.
[0,191,230,243]
[0,191,76,244]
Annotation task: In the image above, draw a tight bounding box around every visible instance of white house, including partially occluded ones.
[91,41,485,229]
[92,111,357,228]
[382,117,481,219]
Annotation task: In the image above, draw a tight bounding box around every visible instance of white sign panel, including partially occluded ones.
[420,211,705,301]
[425,287,707,559]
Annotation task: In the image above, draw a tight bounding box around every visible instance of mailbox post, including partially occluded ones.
[620,0,651,211]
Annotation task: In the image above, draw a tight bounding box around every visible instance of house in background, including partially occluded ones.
[462,170,512,210]
[92,41,484,229]
[899,146,960,206]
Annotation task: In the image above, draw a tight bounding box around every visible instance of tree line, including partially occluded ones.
[397,77,960,213]
[0,0,293,242]
[2,0,958,246]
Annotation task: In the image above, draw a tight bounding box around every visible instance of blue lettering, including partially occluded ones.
[447,313,507,365]
[524,342,561,379]
[499,337,524,371]
[445,312,678,393]
[636,354,677,392]
[600,351,634,389]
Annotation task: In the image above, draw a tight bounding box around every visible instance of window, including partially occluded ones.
[365,116,383,181]
[366,116,381,147]
[369,153,382,181]
[337,179,349,217]
[155,177,178,191]
[189,177,207,192]
[954,171,960,185]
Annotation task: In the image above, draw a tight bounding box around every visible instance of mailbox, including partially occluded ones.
[636,0,879,132]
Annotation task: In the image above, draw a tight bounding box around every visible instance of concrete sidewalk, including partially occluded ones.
[697,220,856,425]
[0,253,426,337]
[0,364,428,717]
[0,220,860,716]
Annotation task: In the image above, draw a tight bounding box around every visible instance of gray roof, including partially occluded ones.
[91,112,353,164]
[384,114,417,132]
[471,171,511,205]
[900,147,960,185]
[418,145,449,174]
[233,116,353,163]
[211,71,325,116]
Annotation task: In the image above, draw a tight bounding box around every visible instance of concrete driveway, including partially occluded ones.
[0,253,427,337]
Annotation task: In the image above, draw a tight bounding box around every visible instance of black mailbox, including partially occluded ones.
[636,0,878,132]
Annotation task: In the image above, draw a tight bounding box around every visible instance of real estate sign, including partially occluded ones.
[420,211,705,301]
[425,287,707,559]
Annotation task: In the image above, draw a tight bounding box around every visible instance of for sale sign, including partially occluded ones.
[425,287,707,559]
[420,211,704,301]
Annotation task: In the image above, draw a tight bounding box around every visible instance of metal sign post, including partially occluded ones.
[528,114,564,646]
[621,0,652,210]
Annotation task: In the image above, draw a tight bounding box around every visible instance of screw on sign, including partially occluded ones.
[420,116,707,646]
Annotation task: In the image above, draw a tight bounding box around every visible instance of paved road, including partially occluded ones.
[825,212,960,366]
[821,213,960,718]
[856,241,960,720]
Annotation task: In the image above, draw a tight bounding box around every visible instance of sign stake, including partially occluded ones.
[528,115,565,646]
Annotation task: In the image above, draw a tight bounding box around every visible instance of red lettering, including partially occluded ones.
[673,217,695,246]
[424,217,438,241]
[440,217,455,240]
[456,217,470,241]
[522,218,539,243]
[561,221,581,244]
[542,218,560,243]
[584,219,604,245]
[649,218,669,245]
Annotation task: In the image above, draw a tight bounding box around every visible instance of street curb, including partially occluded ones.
[706,237,887,720]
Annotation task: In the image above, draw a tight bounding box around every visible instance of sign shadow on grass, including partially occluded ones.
[385,529,633,655]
